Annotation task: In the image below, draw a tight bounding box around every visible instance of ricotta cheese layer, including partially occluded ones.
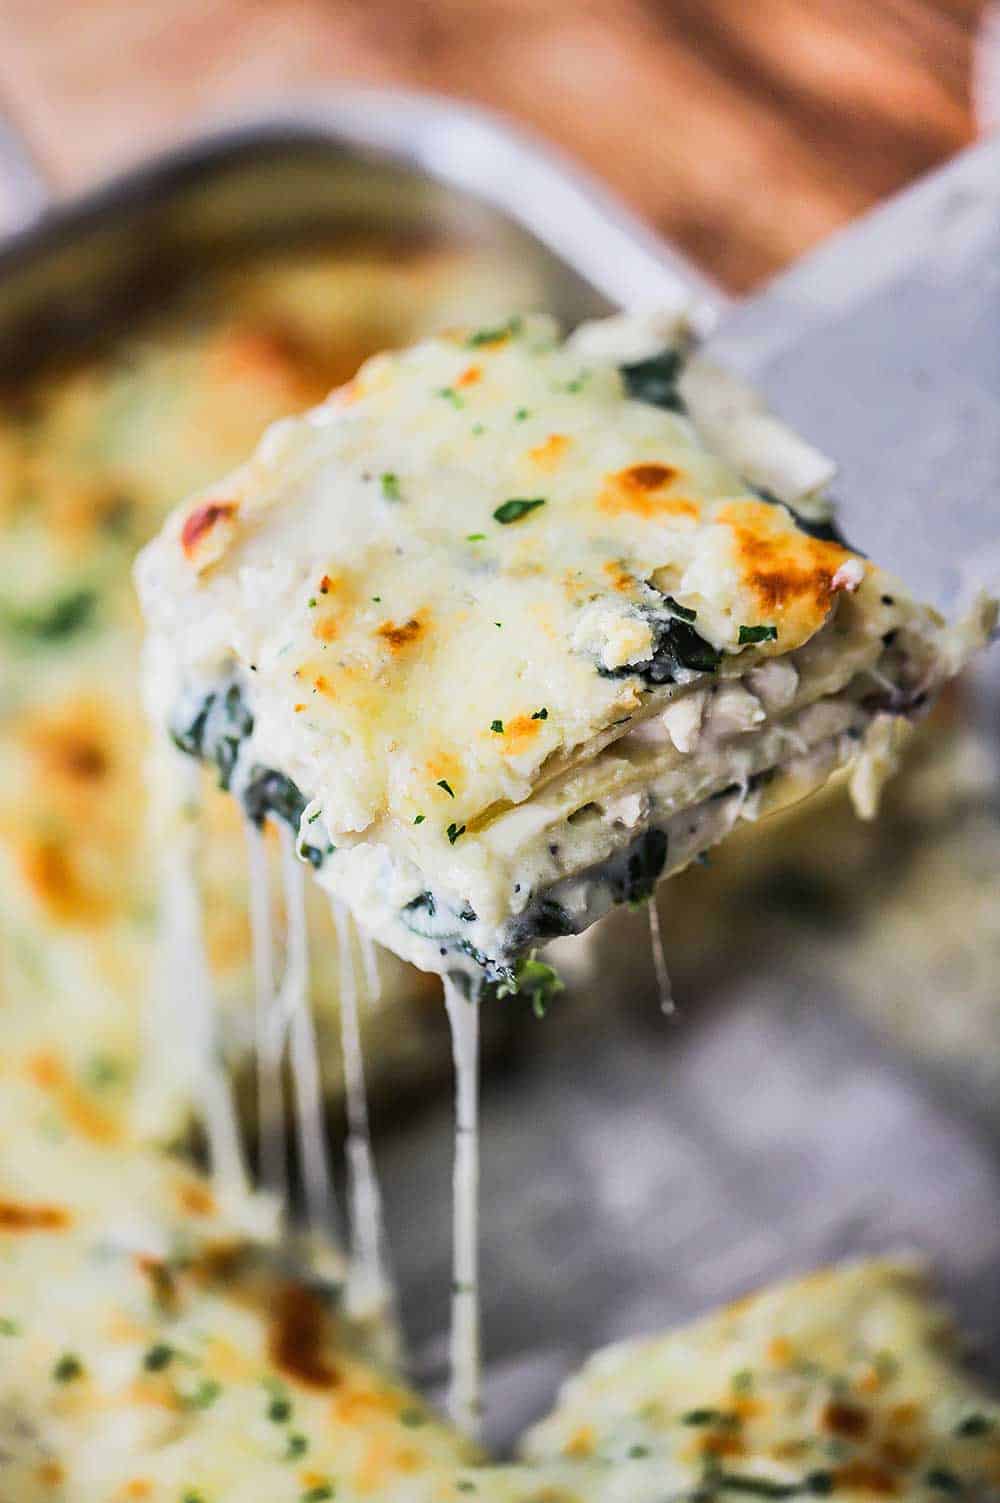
[137,313,988,990]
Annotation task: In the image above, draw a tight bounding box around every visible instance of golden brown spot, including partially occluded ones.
[767,1336,794,1366]
[456,364,482,387]
[135,1256,177,1312]
[564,1426,597,1459]
[26,1051,119,1144]
[37,1462,64,1486]
[334,1386,397,1425]
[700,1429,747,1460]
[603,560,635,593]
[501,714,543,755]
[313,675,333,697]
[294,703,306,713]
[29,718,109,782]
[626,463,679,489]
[717,499,852,632]
[181,500,238,559]
[19,836,106,924]
[269,1284,340,1389]
[888,1402,923,1427]
[598,464,698,521]
[528,433,570,471]
[833,1461,898,1494]
[880,1437,920,1470]
[733,1394,766,1420]
[822,1400,871,1440]
[126,1375,183,1409]
[120,1481,152,1500]
[0,1199,70,1232]
[176,1181,216,1218]
[376,615,426,652]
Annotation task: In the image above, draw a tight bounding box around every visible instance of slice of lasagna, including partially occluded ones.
[137,314,991,992]
[521,1258,1000,1501]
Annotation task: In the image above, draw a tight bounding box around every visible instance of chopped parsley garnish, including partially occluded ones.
[2,587,98,646]
[682,1408,725,1426]
[436,386,464,408]
[84,1052,122,1089]
[183,1378,222,1410]
[498,953,564,1019]
[490,719,504,734]
[399,1407,427,1427]
[380,471,402,501]
[514,407,530,422]
[467,532,486,542]
[285,1432,309,1460]
[52,1353,84,1383]
[495,621,503,629]
[457,1485,478,1496]
[372,595,381,602]
[268,1396,293,1422]
[300,1485,333,1502]
[711,1475,799,1498]
[0,1318,19,1336]
[627,1444,651,1459]
[739,624,779,645]
[493,497,545,525]
[956,1413,993,1437]
[731,1369,754,1394]
[182,1494,206,1503]
[531,706,548,720]
[308,597,317,607]
[143,1342,173,1371]
[437,779,456,798]
[925,1469,964,1494]
[664,595,697,621]
[467,316,522,347]
[413,813,425,825]
[446,822,466,845]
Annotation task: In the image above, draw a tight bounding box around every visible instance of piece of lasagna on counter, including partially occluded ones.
[137,314,993,993]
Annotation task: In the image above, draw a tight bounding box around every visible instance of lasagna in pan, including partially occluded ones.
[137,313,989,993]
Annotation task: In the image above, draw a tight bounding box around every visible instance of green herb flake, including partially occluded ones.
[399,1407,427,1428]
[413,813,425,825]
[664,594,697,622]
[531,707,548,720]
[457,1484,478,1496]
[495,621,503,629]
[436,386,465,409]
[514,407,530,422]
[371,595,381,603]
[380,471,402,501]
[437,779,455,798]
[268,1396,293,1423]
[308,597,317,608]
[956,1413,994,1437]
[925,1469,964,1494]
[182,1494,206,1503]
[498,953,564,1019]
[0,1318,19,1336]
[627,1444,651,1459]
[52,1353,84,1383]
[493,497,545,525]
[143,1342,173,1372]
[184,1378,222,1410]
[300,1485,334,1502]
[447,823,466,845]
[682,1408,723,1426]
[471,422,486,436]
[3,587,98,646]
[738,624,779,645]
[467,316,522,347]
[466,532,486,542]
[490,719,504,734]
[285,1432,309,1460]
[731,1369,754,1394]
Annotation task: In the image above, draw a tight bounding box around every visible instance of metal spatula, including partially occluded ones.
[704,133,1000,617]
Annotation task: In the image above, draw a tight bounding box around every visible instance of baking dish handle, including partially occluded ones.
[0,113,51,239]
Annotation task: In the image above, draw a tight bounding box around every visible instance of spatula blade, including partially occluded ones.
[705,135,1000,615]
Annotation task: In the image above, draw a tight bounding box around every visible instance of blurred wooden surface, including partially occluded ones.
[0,0,985,289]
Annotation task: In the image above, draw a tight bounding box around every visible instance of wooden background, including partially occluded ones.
[0,0,988,290]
